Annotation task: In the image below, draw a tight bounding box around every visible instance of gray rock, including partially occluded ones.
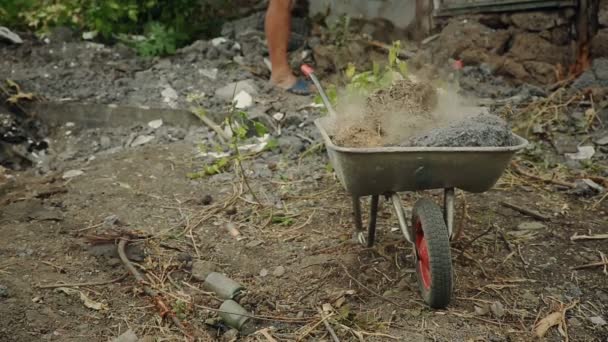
[0,284,8,298]
[192,260,217,281]
[593,58,608,80]
[600,0,608,27]
[572,70,597,90]
[272,266,286,277]
[112,329,138,342]
[590,316,606,326]
[130,135,154,147]
[278,136,304,154]
[595,134,608,146]
[100,136,111,149]
[103,214,120,228]
[88,243,145,261]
[0,26,23,44]
[510,11,565,31]
[215,80,258,101]
[490,301,505,318]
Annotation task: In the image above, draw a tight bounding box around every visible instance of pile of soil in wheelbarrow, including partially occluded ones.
[328,79,516,148]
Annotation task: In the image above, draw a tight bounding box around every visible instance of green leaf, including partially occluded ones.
[265,138,279,151]
[345,63,356,79]
[253,122,267,137]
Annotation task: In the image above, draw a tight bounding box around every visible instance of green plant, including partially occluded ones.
[314,41,409,113]
[132,22,181,56]
[4,0,237,56]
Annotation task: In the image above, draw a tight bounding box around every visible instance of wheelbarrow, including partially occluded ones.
[301,65,529,308]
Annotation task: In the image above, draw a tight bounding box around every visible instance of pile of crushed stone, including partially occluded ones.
[330,79,516,148]
[401,113,516,147]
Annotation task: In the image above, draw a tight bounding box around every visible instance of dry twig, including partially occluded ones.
[117,238,197,341]
[318,307,340,342]
[570,233,608,241]
[37,274,128,289]
[500,201,551,221]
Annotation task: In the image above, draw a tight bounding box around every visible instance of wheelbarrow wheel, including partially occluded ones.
[412,199,453,309]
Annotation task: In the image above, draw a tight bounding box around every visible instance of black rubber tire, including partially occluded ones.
[412,199,453,309]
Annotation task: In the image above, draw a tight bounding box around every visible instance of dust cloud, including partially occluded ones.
[321,78,491,148]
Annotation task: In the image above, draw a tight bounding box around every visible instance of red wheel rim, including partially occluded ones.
[415,220,431,290]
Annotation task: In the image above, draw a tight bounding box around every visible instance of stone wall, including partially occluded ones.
[417,9,577,85]
[592,0,608,58]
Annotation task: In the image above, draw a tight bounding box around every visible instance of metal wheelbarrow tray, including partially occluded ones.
[315,118,529,309]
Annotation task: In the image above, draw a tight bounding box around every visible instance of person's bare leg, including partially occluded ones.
[266,0,296,89]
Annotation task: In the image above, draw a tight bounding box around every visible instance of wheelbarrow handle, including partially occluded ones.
[300,64,337,117]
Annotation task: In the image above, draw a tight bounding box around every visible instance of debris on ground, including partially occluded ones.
[112,329,139,342]
[0,27,23,44]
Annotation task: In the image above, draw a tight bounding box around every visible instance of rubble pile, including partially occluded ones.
[414,9,578,85]
[592,0,608,58]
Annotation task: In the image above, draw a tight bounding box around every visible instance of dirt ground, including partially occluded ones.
[1,115,608,341]
[2,22,608,342]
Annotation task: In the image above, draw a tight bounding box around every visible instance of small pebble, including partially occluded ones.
[0,285,8,298]
[273,266,286,277]
[201,194,213,205]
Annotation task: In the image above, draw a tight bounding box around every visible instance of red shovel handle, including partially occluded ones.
[301,64,314,78]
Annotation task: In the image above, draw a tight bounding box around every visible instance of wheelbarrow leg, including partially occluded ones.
[367,195,379,248]
[352,196,365,245]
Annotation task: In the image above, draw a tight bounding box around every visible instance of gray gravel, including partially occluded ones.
[402,114,516,147]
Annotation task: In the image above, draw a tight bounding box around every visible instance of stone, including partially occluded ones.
[572,70,598,90]
[600,0,608,27]
[0,284,8,298]
[148,119,163,129]
[215,80,258,100]
[103,214,120,228]
[112,329,138,342]
[523,61,557,84]
[593,58,608,80]
[259,268,269,277]
[581,179,605,193]
[100,136,111,149]
[552,134,579,154]
[199,68,218,80]
[131,135,154,147]
[592,29,608,58]
[272,266,286,277]
[211,37,228,46]
[501,59,530,82]
[595,135,608,145]
[590,316,607,326]
[510,11,565,31]
[62,169,84,179]
[509,33,573,66]
[517,222,547,230]
[565,146,595,160]
[192,260,217,281]
[161,86,178,106]
[278,136,304,154]
[0,26,23,44]
[490,301,505,318]
[233,90,253,109]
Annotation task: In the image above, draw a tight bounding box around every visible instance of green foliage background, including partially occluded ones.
[0,0,236,56]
